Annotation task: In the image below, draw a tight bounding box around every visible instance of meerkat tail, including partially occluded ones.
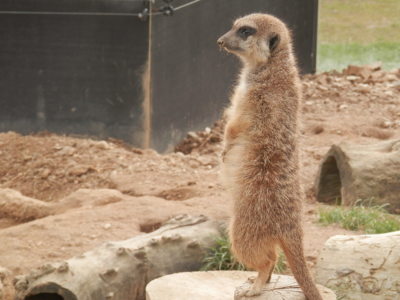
[280,236,323,300]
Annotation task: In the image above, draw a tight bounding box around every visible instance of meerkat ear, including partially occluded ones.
[268,33,280,52]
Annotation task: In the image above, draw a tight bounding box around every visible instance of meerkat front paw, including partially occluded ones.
[222,143,234,162]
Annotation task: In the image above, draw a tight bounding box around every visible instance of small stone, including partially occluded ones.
[187,240,200,248]
[187,132,199,139]
[57,262,69,273]
[389,80,400,88]
[41,169,51,179]
[0,267,10,281]
[14,278,28,291]
[346,75,359,81]
[99,268,118,281]
[134,250,147,259]
[149,238,159,246]
[116,247,127,256]
[103,223,112,230]
[382,121,393,128]
[170,234,182,241]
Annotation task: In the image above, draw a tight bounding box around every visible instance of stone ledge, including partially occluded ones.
[146,271,336,300]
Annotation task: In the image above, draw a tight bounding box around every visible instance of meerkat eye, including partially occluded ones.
[237,26,256,39]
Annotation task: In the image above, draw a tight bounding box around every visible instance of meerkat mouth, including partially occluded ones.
[221,44,243,53]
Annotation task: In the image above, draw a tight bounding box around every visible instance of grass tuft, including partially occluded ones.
[318,200,400,234]
[201,234,287,273]
[201,234,246,271]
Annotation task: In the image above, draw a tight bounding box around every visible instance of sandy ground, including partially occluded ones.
[0,64,399,299]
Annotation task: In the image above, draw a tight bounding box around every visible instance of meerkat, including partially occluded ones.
[217,13,323,300]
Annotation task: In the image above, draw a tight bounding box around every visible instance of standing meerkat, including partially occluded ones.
[217,13,323,299]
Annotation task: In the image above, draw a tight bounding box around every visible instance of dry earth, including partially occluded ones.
[0,64,399,299]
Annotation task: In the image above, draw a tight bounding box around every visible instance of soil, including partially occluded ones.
[1,64,399,299]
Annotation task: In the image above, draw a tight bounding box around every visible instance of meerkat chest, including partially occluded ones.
[227,77,249,120]
[224,79,254,143]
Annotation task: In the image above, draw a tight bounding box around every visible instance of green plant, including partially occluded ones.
[274,251,287,274]
[318,200,400,234]
[201,234,246,271]
[201,234,287,273]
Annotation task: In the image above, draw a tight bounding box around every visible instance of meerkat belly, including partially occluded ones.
[229,216,280,267]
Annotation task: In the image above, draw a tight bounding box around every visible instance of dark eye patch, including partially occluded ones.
[236,26,257,39]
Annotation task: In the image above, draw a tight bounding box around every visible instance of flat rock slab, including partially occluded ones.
[146,271,336,300]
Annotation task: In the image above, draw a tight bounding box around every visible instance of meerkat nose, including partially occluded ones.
[217,38,225,47]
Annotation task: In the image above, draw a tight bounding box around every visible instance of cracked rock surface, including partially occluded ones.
[315,231,400,299]
[146,271,336,300]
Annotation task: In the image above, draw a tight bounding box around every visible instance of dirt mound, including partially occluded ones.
[174,120,224,155]
[0,132,140,202]
[302,64,400,128]
[0,132,220,203]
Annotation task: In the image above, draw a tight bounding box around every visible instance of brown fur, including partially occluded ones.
[218,13,323,299]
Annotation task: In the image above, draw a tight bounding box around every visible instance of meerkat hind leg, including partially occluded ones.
[240,267,272,297]
[239,258,277,297]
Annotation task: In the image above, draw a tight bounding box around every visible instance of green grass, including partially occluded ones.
[318,42,400,72]
[201,234,287,273]
[318,0,400,71]
[201,235,246,271]
[318,201,400,234]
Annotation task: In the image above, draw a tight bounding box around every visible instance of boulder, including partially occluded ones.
[146,271,336,300]
[315,231,400,299]
[314,139,400,213]
[0,188,51,222]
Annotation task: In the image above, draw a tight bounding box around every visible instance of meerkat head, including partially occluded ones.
[217,13,290,66]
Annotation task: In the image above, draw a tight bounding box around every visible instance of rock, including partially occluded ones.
[344,65,373,80]
[146,271,336,300]
[344,63,381,80]
[0,188,51,222]
[14,215,223,300]
[314,139,400,213]
[315,231,400,299]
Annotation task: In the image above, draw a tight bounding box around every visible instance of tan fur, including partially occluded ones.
[218,13,323,299]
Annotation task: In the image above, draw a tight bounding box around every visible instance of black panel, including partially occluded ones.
[0,0,145,13]
[0,0,317,152]
[0,8,148,143]
[150,0,318,151]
